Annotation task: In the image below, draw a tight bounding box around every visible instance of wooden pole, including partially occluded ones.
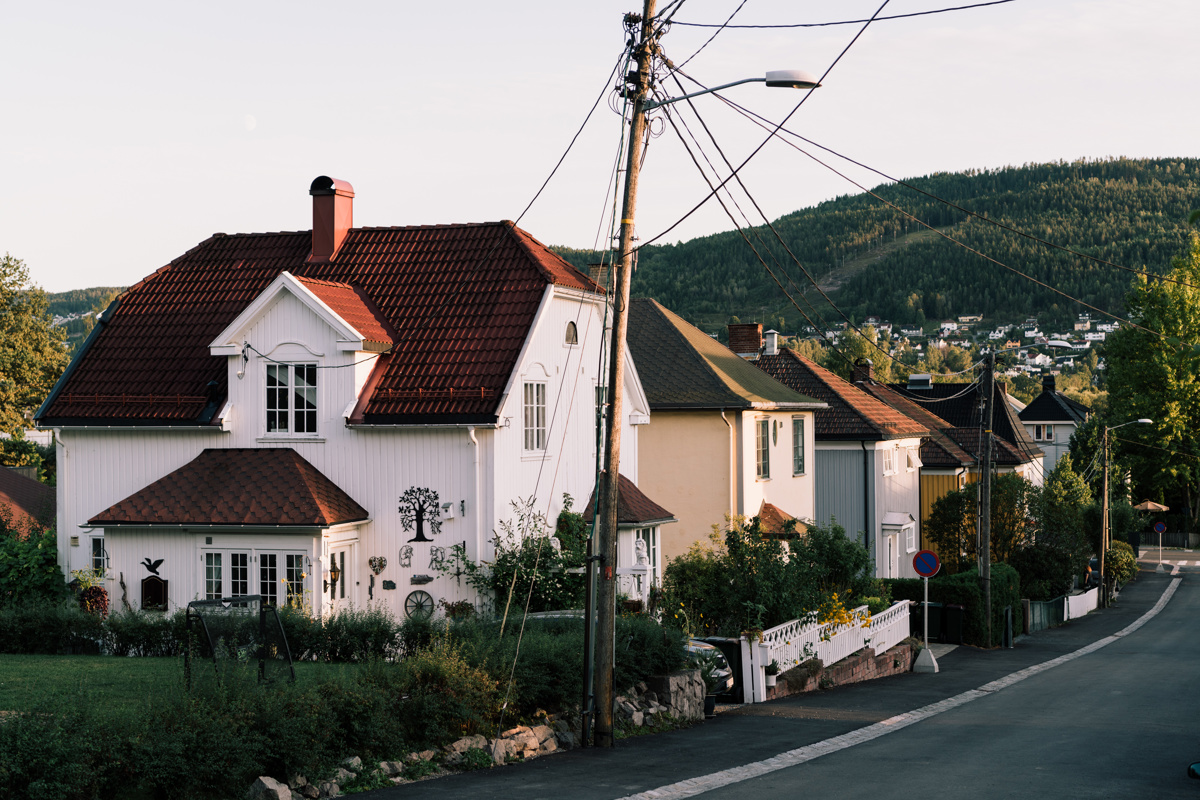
[594,0,657,748]
[979,350,995,648]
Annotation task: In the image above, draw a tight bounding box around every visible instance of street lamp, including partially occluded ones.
[1101,418,1152,605]
[643,70,821,110]
[591,0,821,749]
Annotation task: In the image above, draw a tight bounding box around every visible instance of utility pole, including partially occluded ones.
[1101,426,1109,608]
[594,0,657,749]
[978,350,995,648]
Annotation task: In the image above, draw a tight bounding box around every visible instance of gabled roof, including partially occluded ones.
[854,382,976,467]
[88,448,368,528]
[582,473,676,527]
[0,468,55,533]
[627,299,824,411]
[38,222,599,427]
[754,351,927,441]
[1019,389,1090,425]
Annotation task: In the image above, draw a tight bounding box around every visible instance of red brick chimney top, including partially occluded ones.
[728,323,763,357]
[308,176,355,263]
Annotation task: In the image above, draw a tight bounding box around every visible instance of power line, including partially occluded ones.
[671,1,1015,28]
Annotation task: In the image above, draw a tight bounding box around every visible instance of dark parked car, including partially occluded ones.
[687,639,734,695]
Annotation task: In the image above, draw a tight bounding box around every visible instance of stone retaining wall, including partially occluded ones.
[765,643,915,700]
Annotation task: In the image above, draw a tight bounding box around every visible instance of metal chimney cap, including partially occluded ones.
[309,176,355,197]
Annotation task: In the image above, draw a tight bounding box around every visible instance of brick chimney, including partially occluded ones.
[1042,373,1057,393]
[308,176,355,262]
[852,358,874,383]
[728,323,763,358]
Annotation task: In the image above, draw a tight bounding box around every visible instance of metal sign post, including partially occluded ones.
[913,550,940,674]
[1155,521,1167,573]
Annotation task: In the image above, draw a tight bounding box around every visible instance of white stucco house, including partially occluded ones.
[753,352,929,579]
[36,176,654,618]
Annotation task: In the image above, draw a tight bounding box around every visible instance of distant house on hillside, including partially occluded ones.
[1017,375,1090,472]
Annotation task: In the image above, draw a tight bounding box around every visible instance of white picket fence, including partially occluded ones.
[1065,587,1098,620]
[738,600,914,703]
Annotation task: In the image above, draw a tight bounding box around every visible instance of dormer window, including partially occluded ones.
[267,363,317,434]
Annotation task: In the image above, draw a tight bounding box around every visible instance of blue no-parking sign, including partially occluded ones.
[913,550,940,578]
[1154,521,1167,534]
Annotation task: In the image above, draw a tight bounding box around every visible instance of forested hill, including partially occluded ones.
[552,158,1200,333]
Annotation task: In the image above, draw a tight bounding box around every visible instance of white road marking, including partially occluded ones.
[620,578,1183,800]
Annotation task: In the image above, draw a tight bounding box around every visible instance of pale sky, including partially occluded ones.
[4,0,1197,293]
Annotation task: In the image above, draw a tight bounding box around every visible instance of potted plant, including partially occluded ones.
[765,660,780,688]
[692,648,723,719]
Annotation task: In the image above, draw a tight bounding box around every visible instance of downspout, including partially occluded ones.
[721,411,735,518]
[468,426,482,564]
[861,440,872,567]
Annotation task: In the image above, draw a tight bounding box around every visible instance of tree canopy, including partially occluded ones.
[0,255,69,436]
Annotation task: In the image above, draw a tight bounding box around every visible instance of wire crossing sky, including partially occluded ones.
[3,0,1197,293]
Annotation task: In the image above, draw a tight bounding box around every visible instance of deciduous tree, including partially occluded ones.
[0,254,69,436]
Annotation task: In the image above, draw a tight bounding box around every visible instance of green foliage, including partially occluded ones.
[0,254,70,436]
[391,637,501,746]
[1105,232,1200,520]
[0,599,102,654]
[662,517,872,636]
[1106,540,1139,586]
[553,158,1200,333]
[885,563,1021,647]
[0,527,67,605]
[925,473,1039,574]
[440,497,586,615]
[103,609,185,657]
[1007,546,1073,601]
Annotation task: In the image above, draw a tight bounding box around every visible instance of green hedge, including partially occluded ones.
[885,563,1022,647]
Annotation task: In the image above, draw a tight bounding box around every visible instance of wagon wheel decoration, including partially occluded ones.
[404,590,435,619]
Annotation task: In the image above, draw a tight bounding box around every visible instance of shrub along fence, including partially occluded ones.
[884,563,1023,647]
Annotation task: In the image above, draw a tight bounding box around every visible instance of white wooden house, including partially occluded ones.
[36,176,654,618]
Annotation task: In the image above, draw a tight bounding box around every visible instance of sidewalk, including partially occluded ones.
[362,569,1176,800]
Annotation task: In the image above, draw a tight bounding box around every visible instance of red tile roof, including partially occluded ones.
[0,468,55,533]
[88,448,368,527]
[295,276,394,351]
[757,501,806,538]
[39,222,600,426]
[582,474,676,526]
[755,351,928,441]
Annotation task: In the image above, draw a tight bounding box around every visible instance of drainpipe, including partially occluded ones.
[861,440,872,568]
[467,426,481,564]
[721,411,735,517]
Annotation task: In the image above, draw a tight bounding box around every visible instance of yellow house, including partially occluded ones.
[626,300,826,565]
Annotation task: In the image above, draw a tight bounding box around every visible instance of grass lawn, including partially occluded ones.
[0,654,360,713]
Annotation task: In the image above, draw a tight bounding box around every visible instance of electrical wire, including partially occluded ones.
[704,90,1200,293]
[671,1,1015,27]
[667,0,749,75]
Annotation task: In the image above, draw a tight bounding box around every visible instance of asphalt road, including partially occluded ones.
[366,568,1199,799]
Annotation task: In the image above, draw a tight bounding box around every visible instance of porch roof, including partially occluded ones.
[88,448,368,528]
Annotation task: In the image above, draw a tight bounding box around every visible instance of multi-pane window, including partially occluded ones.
[266,363,317,434]
[882,447,897,475]
[792,417,806,475]
[205,553,223,600]
[230,552,249,597]
[260,553,278,605]
[524,382,547,451]
[91,537,106,573]
[635,527,659,594]
[906,526,917,552]
[756,418,770,479]
[1033,424,1054,442]
[286,554,305,604]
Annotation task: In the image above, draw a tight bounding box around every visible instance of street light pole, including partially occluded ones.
[1100,418,1152,606]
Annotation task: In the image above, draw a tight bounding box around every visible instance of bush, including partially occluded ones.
[1008,546,1074,601]
[393,637,501,747]
[103,609,184,657]
[0,527,68,606]
[0,599,103,654]
[1106,540,1138,586]
[884,563,1022,647]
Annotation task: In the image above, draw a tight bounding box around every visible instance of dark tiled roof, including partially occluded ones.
[1019,389,1090,425]
[755,351,927,440]
[582,474,676,526]
[0,468,55,533]
[88,448,368,527]
[627,299,823,410]
[39,222,599,426]
[888,381,1039,458]
[854,382,976,468]
[296,276,395,350]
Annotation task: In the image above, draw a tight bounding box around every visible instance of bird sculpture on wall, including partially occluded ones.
[141,557,164,576]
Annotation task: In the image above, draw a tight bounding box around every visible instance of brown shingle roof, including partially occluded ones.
[39,222,600,426]
[755,351,928,440]
[627,299,823,410]
[88,448,368,527]
[0,468,55,533]
[582,474,676,526]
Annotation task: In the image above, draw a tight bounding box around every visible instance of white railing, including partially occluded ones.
[739,600,913,703]
[1065,587,1098,620]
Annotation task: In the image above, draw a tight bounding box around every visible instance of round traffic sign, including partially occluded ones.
[913,549,940,578]
[1154,521,1167,534]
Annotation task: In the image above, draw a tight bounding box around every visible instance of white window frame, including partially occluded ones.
[90,535,107,574]
[906,446,921,472]
[756,418,771,480]
[881,447,897,476]
[266,363,318,436]
[523,382,547,451]
[792,416,806,476]
[202,549,307,604]
[905,525,917,553]
[635,526,660,594]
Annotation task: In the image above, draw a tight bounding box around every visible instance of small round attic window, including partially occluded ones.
[565,321,578,345]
